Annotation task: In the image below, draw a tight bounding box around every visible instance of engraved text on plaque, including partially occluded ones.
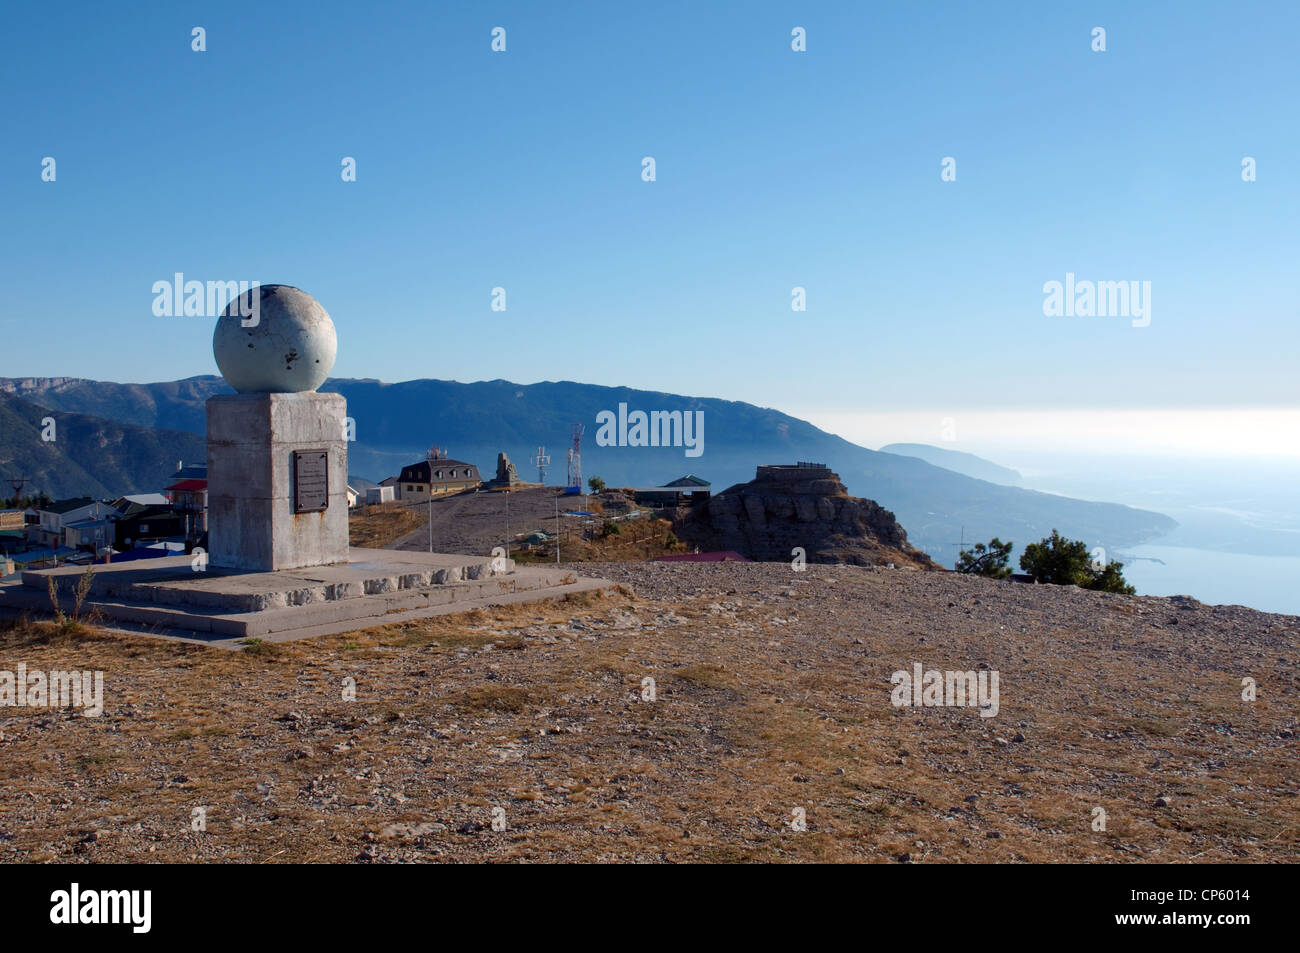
[293,449,329,513]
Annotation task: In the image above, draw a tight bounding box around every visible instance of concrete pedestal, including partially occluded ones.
[206,392,349,572]
[3,549,614,647]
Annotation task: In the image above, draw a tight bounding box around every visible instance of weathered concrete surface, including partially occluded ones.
[2,548,615,647]
[207,391,349,571]
[19,549,513,611]
[212,284,337,394]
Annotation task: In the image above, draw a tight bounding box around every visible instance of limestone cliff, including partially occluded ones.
[672,463,934,568]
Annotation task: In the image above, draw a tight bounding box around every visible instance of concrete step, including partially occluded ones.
[2,548,613,645]
[1,565,596,638]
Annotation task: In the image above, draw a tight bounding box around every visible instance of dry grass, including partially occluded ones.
[348,502,425,548]
[517,516,684,563]
[0,562,1296,864]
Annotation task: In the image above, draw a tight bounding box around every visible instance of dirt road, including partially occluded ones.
[389,487,594,556]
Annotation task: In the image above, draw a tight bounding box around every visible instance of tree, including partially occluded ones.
[1019,529,1092,586]
[1019,529,1134,594]
[588,476,606,493]
[1087,559,1136,595]
[955,538,1013,578]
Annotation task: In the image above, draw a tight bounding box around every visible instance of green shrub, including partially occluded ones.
[1019,529,1134,594]
[955,538,1013,578]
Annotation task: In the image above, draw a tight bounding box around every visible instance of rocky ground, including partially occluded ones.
[0,561,1295,863]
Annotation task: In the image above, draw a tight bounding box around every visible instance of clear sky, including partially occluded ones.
[3,1,1297,455]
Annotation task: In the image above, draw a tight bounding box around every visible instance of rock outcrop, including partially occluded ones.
[672,463,934,568]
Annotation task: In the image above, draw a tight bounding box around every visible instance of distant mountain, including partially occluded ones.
[0,376,1176,559]
[0,376,226,434]
[0,392,205,500]
[880,443,1022,486]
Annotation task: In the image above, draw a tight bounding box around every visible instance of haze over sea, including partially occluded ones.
[800,408,1300,616]
[1015,454,1300,617]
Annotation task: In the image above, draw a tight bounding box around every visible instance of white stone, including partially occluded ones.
[213,285,337,393]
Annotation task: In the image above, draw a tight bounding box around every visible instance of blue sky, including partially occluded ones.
[3,1,1297,436]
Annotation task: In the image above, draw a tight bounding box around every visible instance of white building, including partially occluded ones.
[35,499,114,548]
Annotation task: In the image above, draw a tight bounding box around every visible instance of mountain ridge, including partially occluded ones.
[0,375,1176,558]
[0,392,206,500]
[879,442,1023,486]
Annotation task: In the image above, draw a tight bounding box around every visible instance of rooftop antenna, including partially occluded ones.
[531,445,550,484]
[566,423,583,493]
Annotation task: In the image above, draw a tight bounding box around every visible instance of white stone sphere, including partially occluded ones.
[213,285,337,393]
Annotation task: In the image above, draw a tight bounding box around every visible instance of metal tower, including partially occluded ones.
[566,424,584,492]
[531,445,550,484]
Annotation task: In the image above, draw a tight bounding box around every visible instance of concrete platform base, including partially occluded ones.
[0,548,614,649]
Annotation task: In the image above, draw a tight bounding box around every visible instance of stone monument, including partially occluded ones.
[1,281,618,644]
[495,452,520,485]
[207,285,349,571]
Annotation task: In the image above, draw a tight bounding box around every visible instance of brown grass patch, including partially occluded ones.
[348,502,425,548]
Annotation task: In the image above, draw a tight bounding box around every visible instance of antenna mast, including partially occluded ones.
[531,445,550,484]
[566,424,583,493]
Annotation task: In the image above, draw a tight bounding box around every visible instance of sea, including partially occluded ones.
[1012,453,1300,617]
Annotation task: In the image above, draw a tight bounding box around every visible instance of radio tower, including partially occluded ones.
[566,424,584,493]
[531,445,550,484]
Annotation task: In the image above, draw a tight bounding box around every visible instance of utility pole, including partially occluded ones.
[0,459,27,508]
[555,493,560,564]
[950,525,971,568]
